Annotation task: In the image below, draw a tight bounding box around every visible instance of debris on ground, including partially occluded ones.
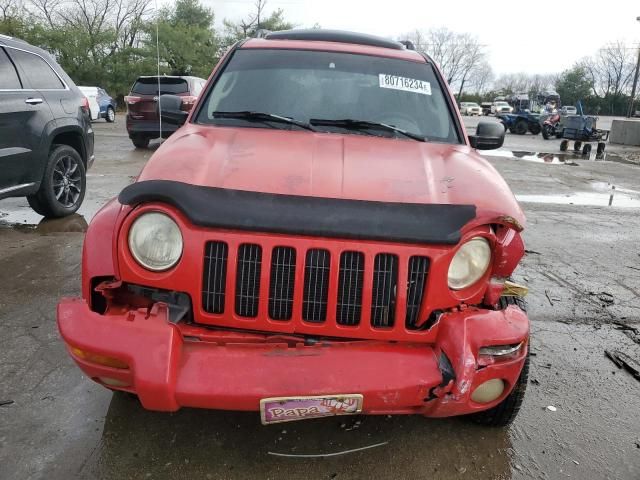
[544,290,554,306]
[525,249,542,255]
[0,400,14,407]
[546,406,557,412]
[268,441,389,458]
[530,379,540,385]
[604,350,640,382]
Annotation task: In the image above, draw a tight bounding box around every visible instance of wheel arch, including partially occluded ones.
[49,126,87,167]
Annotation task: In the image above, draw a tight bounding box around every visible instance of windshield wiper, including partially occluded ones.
[309,118,427,142]
[212,111,316,132]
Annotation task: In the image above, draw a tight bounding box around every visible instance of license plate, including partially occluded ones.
[260,394,363,425]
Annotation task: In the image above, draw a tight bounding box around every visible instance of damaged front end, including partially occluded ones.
[58,184,530,420]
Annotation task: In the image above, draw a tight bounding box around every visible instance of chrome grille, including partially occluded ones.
[302,249,330,322]
[235,244,262,317]
[406,256,430,328]
[370,253,398,327]
[202,241,228,314]
[336,251,365,326]
[268,247,296,320]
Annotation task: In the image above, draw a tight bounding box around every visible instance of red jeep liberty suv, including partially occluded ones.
[58,30,530,426]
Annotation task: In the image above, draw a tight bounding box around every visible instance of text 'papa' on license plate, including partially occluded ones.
[260,394,363,425]
[379,74,431,95]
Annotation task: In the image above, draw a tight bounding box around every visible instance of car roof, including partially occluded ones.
[242,29,426,63]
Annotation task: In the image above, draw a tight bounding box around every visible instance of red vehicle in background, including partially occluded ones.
[124,75,206,149]
[58,30,530,427]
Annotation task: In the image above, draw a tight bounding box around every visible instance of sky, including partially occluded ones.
[195,0,640,75]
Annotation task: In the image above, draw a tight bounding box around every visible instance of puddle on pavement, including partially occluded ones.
[485,149,627,164]
[0,213,89,233]
[516,192,640,208]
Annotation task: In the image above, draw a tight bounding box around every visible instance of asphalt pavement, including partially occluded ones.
[1,119,639,479]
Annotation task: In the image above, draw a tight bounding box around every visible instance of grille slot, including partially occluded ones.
[302,249,331,322]
[235,244,262,317]
[371,253,398,327]
[405,256,430,328]
[336,251,365,326]
[202,241,228,314]
[268,247,296,320]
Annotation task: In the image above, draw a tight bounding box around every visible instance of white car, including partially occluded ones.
[459,102,482,116]
[491,101,513,115]
[78,86,101,121]
[561,106,577,115]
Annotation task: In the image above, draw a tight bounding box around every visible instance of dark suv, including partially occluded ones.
[0,34,94,218]
[124,75,206,148]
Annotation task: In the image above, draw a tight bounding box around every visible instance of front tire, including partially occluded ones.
[27,145,86,218]
[514,120,528,135]
[542,124,551,140]
[106,106,115,123]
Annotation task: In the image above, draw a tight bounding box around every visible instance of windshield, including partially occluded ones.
[495,102,508,106]
[196,49,460,143]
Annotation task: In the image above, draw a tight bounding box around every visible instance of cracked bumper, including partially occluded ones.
[57,298,529,416]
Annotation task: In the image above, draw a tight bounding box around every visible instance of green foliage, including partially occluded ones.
[222,7,293,47]
[0,0,293,102]
[145,0,219,77]
[555,66,593,107]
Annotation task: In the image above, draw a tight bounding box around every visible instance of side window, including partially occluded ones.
[9,49,64,90]
[0,48,22,89]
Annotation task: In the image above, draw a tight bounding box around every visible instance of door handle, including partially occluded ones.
[25,98,44,105]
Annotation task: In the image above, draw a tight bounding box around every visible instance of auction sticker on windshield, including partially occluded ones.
[260,394,363,424]
[379,74,431,95]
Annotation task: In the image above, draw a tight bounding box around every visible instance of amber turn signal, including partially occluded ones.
[70,347,129,369]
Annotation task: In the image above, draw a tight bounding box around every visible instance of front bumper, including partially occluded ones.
[58,298,529,417]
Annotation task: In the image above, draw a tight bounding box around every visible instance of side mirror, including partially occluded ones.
[158,94,189,126]
[468,121,505,150]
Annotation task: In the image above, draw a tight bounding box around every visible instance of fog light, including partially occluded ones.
[98,377,131,387]
[70,347,129,369]
[471,379,505,403]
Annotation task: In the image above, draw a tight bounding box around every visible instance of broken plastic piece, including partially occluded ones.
[546,405,557,412]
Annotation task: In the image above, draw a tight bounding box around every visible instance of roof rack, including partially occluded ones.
[264,29,405,51]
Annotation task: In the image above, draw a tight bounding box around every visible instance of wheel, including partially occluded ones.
[514,120,528,135]
[106,106,115,123]
[560,139,568,151]
[26,145,86,218]
[582,144,592,156]
[132,136,149,149]
[597,142,606,154]
[573,141,582,152]
[470,348,529,427]
[529,123,541,135]
[542,125,551,140]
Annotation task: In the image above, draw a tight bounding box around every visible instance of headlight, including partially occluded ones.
[128,212,183,271]
[447,237,491,290]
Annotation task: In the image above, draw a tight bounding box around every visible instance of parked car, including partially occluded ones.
[79,86,116,122]
[459,102,482,116]
[0,34,93,218]
[560,106,577,115]
[78,86,100,121]
[481,102,493,115]
[124,75,206,148]
[491,101,513,115]
[58,30,529,427]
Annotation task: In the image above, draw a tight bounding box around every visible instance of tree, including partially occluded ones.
[147,0,219,77]
[222,0,293,47]
[401,28,487,95]
[555,66,593,106]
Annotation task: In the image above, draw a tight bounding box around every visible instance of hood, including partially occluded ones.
[137,125,525,227]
